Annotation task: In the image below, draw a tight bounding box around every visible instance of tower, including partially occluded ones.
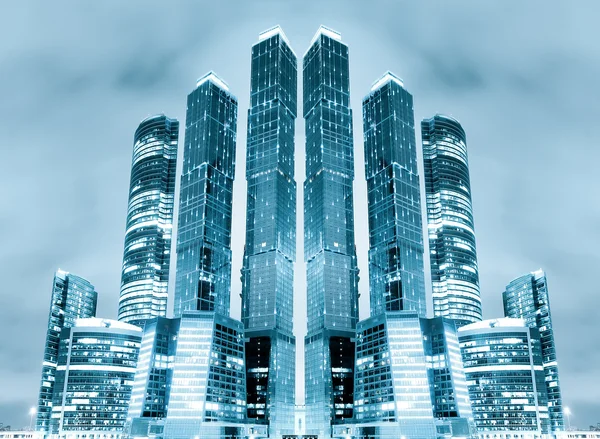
[118,114,178,325]
[303,26,359,437]
[241,26,297,438]
[363,72,427,317]
[353,72,436,439]
[35,270,97,433]
[422,114,482,326]
[503,270,564,432]
[173,72,237,317]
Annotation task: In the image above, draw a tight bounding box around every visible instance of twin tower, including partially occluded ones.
[117,25,482,439]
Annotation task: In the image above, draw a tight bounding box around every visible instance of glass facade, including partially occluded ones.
[126,317,180,438]
[35,270,97,433]
[49,318,142,436]
[241,26,297,437]
[173,72,237,318]
[503,270,564,432]
[458,319,550,438]
[118,114,179,326]
[303,26,359,437]
[163,312,247,439]
[362,72,426,317]
[421,317,476,438]
[422,114,482,326]
[353,312,436,439]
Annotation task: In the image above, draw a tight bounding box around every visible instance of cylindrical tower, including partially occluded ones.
[422,114,482,326]
[118,114,179,325]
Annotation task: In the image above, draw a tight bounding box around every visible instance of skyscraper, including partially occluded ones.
[35,270,97,433]
[422,114,482,326]
[173,72,237,317]
[303,26,359,437]
[353,72,436,439]
[458,318,551,439]
[503,270,564,432]
[241,26,297,437]
[363,71,426,317]
[162,72,248,439]
[49,318,142,438]
[118,114,179,325]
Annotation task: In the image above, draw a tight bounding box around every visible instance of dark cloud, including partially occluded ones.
[1,0,599,430]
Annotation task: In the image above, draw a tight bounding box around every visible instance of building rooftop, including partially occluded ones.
[458,317,526,332]
[304,25,342,56]
[196,71,229,91]
[258,25,296,56]
[370,71,405,92]
[74,317,142,332]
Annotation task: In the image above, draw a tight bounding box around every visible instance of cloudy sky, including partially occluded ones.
[1,0,599,430]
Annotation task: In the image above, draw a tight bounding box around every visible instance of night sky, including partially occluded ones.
[1,1,598,429]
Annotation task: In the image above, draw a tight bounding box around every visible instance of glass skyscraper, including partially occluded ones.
[160,72,247,439]
[241,26,297,437]
[503,270,564,432]
[422,114,482,326]
[458,318,551,439]
[173,72,237,317]
[35,269,97,433]
[118,114,179,325]
[49,318,142,438]
[363,71,427,317]
[303,26,359,437]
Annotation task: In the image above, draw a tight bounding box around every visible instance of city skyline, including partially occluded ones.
[1,1,599,431]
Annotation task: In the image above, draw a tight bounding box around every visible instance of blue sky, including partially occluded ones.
[1,1,599,429]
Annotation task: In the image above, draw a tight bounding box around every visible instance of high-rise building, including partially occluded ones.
[421,317,476,438]
[357,71,434,439]
[162,312,248,439]
[241,26,297,437]
[352,312,437,439]
[160,72,248,439]
[125,317,180,438]
[503,270,564,432]
[35,270,97,433]
[173,72,237,318]
[422,114,482,326]
[303,26,359,437]
[363,71,427,317]
[118,114,179,325]
[49,318,142,438]
[458,318,551,439]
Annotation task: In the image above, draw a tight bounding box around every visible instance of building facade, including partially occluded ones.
[49,319,142,438]
[503,270,564,432]
[458,319,550,439]
[363,71,427,317]
[421,317,476,438]
[422,114,482,326]
[35,270,97,433]
[173,72,238,318]
[118,114,179,325]
[303,26,359,437]
[162,312,247,439]
[352,312,437,439]
[125,317,180,438]
[241,26,297,437]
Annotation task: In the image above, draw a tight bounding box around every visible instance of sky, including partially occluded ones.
[1,0,599,430]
